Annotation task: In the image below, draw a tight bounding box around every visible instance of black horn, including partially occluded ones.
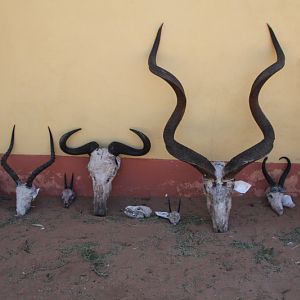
[148,24,216,179]
[108,129,151,157]
[278,156,291,188]
[26,127,55,187]
[262,157,276,187]
[223,24,285,179]
[1,125,21,185]
[70,173,74,189]
[59,128,99,156]
[64,173,68,189]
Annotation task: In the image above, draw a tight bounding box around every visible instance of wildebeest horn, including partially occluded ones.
[59,128,99,155]
[108,129,151,156]
[278,156,291,188]
[1,125,21,185]
[26,127,55,187]
[148,24,216,179]
[223,24,285,179]
[262,157,276,187]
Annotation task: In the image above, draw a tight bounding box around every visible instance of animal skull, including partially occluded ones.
[165,194,181,225]
[62,173,76,208]
[262,156,294,215]
[149,24,285,232]
[60,128,150,216]
[1,126,55,216]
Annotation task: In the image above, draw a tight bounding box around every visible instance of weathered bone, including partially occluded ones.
[62,173,76,208]
[59,128,150,216]
[262,156,294,215]
[149,24,285,232]
[1,126,55,216]
[165,194,181,225]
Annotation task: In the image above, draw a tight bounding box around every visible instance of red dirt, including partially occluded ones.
[0,195,299,300]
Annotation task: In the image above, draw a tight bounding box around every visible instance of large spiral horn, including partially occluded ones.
[223,25,285,179]
[148,24,216,179]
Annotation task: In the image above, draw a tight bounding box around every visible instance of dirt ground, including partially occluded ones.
[0,194,299,300]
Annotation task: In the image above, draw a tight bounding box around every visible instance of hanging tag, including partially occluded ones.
[233,180,251,194]
[282,195,295,208]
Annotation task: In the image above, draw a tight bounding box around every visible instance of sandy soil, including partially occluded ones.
[0,194,299,300]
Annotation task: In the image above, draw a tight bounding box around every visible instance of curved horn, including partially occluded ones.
[70,173,74,189]
[1,125,20,185]
[165,194,172,212]
[26,127,56,187]
[177,198,181,213]
[64,173,68,189]
[108,129,151,157]
[278,156,291,188]
[59,128,99,156]
[262,157,276,187]
[148,24,216,179]
[223,24,285,179]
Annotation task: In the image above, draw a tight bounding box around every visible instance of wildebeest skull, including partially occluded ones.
[1,126,55,216]
[148,24,285,232]
[60,128,151,216]
[262,156,294,215]
[62,173,76,208]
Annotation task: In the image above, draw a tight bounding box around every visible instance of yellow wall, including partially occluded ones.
[0,0,299,162]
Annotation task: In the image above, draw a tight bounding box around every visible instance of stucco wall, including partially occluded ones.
[0,0,299,163]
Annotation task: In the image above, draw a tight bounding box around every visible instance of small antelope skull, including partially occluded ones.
[149,24,285,232]
[62,173,76,208]
[1,126,55,216]
[165,194,181,225]
[60,128,151,216]
[262,156,293,215]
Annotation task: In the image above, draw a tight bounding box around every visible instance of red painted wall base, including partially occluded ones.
[0,155,299,198]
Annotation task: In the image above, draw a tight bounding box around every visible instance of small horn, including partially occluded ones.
[70,173,74,189]
[64,173,67,189]
[108,129,151,157]
[26,127,56,187]
[262,157,276,187]
[177,198,181,213]
[278,156,291,188]
[59,128,99,156]
[1,125,20,185]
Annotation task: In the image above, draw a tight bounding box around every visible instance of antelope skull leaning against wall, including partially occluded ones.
[1,126,55,216]
[262,156,295,215]
[148,24,285,232]
[60,128,151,216]
[62,173,76,208]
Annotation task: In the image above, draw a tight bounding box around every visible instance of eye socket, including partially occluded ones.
[268,194,273,199]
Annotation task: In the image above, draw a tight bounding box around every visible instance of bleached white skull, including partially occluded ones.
[123,205,152,218]
[61,173,76,208]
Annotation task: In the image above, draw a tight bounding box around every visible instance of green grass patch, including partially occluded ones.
[231,240,256,249]
[278,227,300,246]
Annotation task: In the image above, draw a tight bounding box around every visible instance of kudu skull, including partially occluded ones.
[60,128,151,216]
[62,173,76,208]
[148,24,285,232]
[262,156,294,215]
[1,126,55,216]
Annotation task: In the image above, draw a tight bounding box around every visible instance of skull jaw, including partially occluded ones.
[16,184,39,216]
[204,179,234,233]
[267,192,284,216]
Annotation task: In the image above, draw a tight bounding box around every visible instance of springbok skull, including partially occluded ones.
[1,126,55,216]
[60,128,151,216]
[262,156,294,215]
[148,24,285,232]
[165,194,181,225]
[62,173,76,208]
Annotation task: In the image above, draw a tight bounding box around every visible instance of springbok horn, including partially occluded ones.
[166,194,172,212]
[108,129,151,156]
[26,127,55,187]
[59,128,99,156]
[1,125,21,185]
[148,24,216,179]
[223,24,285,179]
[177,198,181,213]
[262,157,276,187]
[278,156,291,188]
[70,173,74,189]
[64,173,68,189]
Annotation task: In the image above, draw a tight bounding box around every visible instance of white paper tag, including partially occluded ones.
[233,180,251,194]
[155,211,169,219]
[282,195,295,208]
